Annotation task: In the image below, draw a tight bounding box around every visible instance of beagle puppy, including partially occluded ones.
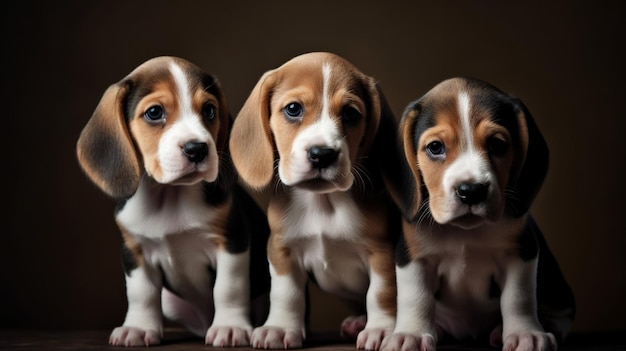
[381,78,575,351]
[229,52,400,350]
[76,56,269,347]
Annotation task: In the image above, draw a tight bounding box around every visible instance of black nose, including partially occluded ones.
[456,183,488,205]
[308,146,338,169]
[182,141,208,163]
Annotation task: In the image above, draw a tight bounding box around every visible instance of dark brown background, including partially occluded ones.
[1,0,624,334]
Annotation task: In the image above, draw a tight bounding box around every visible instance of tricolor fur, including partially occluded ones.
[76,56,269,347]
[230,52,400,350]
[381,78,575,351]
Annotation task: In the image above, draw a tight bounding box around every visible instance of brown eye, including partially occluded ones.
[202,103,216,122]
[341,106,361,125]
[144,105,165,121]
[426,141,445,159]
[487,136,508,156]
[283,102,303,121]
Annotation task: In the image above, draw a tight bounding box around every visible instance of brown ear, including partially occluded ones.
[207,77,231,152]
[208,77,237,192]
[76,81,141,199]
[367,82,400,181]
[399,103,425,221]
[359,77,385,154]
[508,98,549,217]
[382,100,424,222]
[229,70,277,190]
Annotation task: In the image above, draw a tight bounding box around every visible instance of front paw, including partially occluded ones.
[380,333,436,351]
[357,327,390,350]
[251,326,303,349]
[503,331,557,351]
[109,326,161,347]
[205,325,252,347]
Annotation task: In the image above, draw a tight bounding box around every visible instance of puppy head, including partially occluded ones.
[397,77,548,228]
[76,56,230,199]
[230,52,389,193]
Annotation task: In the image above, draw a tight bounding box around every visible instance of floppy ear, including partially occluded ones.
[382,101,424,222]
[359,77,385,155]
[76,81,141,199]
[367,82,400,173]
[229,70,277,190]
[207,77,231,152]
[507,97,549,217]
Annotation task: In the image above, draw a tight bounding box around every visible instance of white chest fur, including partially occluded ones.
[116,179,220,302]
[117,179,217,238]
[281,189,369,298]
[417,220,523,339]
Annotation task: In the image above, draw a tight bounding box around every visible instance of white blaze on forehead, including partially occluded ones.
[163,62,211,141]
[322,63,332,121]
[458,91,473,151]
[293,62,341,149]
[171,62,194,117]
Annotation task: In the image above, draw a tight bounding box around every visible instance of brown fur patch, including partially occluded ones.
[369,247,397,317]
[119,225,144,268]
[269,62,325,182]
[402,218,422,261]
[416,110,462,221]
[473,118,515,216]
[206,197,232,250]
[265,194,292,276]
[193,87,223,147]
[128,80,179,181]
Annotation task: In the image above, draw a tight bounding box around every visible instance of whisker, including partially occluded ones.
[272,160,284,193]
[351,164,373,192]
[412,198,438,236]
[504,186,521,216]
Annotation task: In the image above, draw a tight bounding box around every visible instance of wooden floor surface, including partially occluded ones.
[0,329,624,350]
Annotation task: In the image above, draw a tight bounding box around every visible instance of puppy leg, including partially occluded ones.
[500,257,557,351]
[381,261,436,351]
[356,251,397,351]
[251,263,307,349]
[109,266,163,347]
[206,250,253,347]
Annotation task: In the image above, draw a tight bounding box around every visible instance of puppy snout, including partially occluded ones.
[182,141,208,163]
[308,146,338,169]
[456,183,488,205]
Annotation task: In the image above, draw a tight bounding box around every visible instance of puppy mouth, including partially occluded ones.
[158,160,218,185]
[447,202,505,229]
[171,169,207,185]
[449,212,486,229]
[292,174,350,193]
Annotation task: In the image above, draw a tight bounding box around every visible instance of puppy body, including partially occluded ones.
[230,52,399,350]
[382,78,575,351]
[76,56,269,347]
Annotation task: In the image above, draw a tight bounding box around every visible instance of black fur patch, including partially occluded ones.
[201,181,230,207]
[121,244,138,276]
[518,216,540,261]
[488,275,502,299]
[394,233,412,267]
[222,186,254,254]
